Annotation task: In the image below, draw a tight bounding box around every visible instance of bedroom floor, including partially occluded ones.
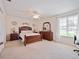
[0,40,79,59]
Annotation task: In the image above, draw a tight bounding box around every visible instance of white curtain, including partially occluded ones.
[76,13,79,43]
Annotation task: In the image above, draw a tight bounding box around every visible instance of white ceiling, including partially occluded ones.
[2,0,79,17]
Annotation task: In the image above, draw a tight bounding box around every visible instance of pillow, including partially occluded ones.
[26,30,33,33]
[21,30,32,34]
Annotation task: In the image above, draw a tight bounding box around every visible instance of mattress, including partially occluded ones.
[20,32,40,42]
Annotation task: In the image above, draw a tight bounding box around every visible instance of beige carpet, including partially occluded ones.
[5,40,24,48]
[0,40,79,59]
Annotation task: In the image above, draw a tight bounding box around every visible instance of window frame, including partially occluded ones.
[59,14,78,37]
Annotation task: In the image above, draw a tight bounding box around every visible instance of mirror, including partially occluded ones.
[43,22,51,31]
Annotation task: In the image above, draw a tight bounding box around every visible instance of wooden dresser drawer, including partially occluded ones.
[40,31,53,41]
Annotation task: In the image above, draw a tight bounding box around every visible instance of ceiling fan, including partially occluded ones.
[7,0,11,2]
[25,10,40,18]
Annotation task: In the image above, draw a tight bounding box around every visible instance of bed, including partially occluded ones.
[19,26,42,46]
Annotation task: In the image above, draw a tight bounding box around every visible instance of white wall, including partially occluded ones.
[6,15,35,40]
[0,0,6,53]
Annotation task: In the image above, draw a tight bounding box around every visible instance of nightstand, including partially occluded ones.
[10,33,19,41]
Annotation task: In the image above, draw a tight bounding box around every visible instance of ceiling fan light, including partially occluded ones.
[33,15,40,19]
[7,0,11,2]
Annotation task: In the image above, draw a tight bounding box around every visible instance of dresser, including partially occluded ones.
[10,33,19,41]
[40,31,53,41]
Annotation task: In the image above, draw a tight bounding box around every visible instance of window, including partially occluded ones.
[59,14,78,37]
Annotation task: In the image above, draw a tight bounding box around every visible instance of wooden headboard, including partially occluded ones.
[19,26,32,33]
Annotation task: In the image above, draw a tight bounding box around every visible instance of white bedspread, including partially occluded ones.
[20,32,40,42]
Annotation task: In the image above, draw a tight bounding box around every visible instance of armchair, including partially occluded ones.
[73,35,79,56]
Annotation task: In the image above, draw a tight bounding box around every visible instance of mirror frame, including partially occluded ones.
[43,22,51,31]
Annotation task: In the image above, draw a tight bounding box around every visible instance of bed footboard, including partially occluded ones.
[24,35,42,46]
